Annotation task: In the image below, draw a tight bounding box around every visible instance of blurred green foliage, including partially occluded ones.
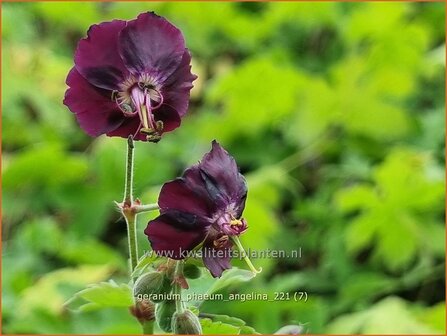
[2,1,445,334]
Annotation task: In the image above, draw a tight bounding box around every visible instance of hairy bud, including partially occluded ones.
[134,271,171,303]
[172,309,202,334]
[129,300,155,324]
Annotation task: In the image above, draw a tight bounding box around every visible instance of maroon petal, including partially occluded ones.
[200,141,248,216]
[162,50,197,117]
[159,167,216,218]
[154,104,181,133]
[105,115,147,141]
[118,12,185,82]
[145,211,210,259]
[202,240,232,278]
[64,67,124,137]
[74,20,129,90]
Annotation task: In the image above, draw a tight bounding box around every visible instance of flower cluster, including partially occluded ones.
[65,11,259,280]
[64,12,196,142]
[65,10,263,334]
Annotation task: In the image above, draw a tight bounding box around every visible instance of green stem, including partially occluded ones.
[174,261,185,313]
[122,136,138,273]
[123,136,135,205]
[134,203,160,214]
[174,284,183,313]
[125,212,138,273]
[142,321,154,335]
[231,236,262,276]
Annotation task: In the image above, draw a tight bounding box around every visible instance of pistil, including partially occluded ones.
[140,103,154,132]
[231,235,262,276]
[128,85,164,142]
[230,219,243,226]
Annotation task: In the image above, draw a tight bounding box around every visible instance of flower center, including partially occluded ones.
[113,74,164,142]
[216,212,247,236]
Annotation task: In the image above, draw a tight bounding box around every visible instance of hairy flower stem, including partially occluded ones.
[124,212,138,273]
[124,136,135,205]
[120,138,160,275]
[174,261,185,313]
[122,136,138,274]
[134,203,159,214]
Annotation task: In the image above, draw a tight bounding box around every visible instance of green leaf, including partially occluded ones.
[345,214,379,254]
[67,280,133,312]
[201,313,246,327]
[328,297,440,334]
[18,265,112,317]
[207,268,256,295]
[375,213,418,270]
[239,324,260,334]
[337,148,445,270]
[59,239,125,268]
[414,302,446,333]
[200,318,241,335]
[336,185,378,212]
[183,267,256,307]
[200,314,260,334]
[338,272,396,307]
[205,56,303,140]
[3,144,88,189]
[131,251,161,278]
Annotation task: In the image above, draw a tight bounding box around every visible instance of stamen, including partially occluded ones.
[111,90,118,101]
[122,80,165,142]
[144,90,156,129]
[146,134,161,143]
[133,122,143,138]
[140,104,151,130]
[114,93,136,117]
[230,219,242,226]
[150,89,164,110]
[120,103,136,116]
[155,120,164,132]
[130,86,145,122]
[230,236,262,276]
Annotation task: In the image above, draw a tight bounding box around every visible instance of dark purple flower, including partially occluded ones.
[64,12,197,142]
[145,141,259,278]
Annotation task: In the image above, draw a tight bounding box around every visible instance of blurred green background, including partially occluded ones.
[2,1,445,334]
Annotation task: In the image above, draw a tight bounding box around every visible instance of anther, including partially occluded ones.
[155,120,164,132]
[146,134,161,143]
[230,219,242,226]
[119,103,136,116]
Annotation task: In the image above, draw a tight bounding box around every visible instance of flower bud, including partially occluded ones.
[172,309,202,334]
[134,271,171,303]
[183,264,202,279]
[155,300,176,332]
[129,300,155,324]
